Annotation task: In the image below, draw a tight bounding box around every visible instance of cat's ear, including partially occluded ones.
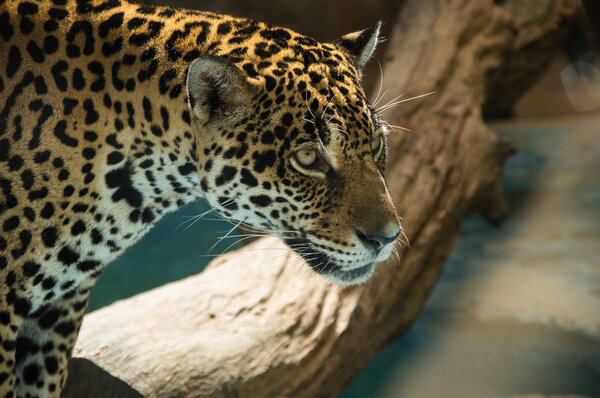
[333,21,382,73]
[186,57,256,126]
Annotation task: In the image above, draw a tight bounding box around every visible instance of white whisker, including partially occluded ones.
[376,91,435,114]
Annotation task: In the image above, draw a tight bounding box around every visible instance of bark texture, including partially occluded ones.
[64,0,583,396]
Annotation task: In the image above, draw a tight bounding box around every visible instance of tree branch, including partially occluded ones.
[64,0,583,396]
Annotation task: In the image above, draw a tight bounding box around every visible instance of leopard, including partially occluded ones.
[0,0,403,395]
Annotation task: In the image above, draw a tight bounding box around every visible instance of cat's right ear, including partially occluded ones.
[186,57,256,126]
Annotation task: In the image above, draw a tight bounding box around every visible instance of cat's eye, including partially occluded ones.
[371,134,383,160]
[295,149,318,167]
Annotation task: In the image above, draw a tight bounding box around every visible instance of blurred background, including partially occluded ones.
[87,1,600,397]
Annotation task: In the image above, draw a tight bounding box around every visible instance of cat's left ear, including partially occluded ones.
[333,21,382,73]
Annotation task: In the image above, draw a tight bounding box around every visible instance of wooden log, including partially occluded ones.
[64,0,583,396]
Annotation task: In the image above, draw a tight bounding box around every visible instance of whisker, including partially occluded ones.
[376,92,405,111]
[321,94,335,120]
[305,90,316,120]
[376,91,436,114]
[207,220,242,254]
[330,124,349,136]
[371,59,386,107]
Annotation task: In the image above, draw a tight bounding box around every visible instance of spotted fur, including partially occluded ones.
[0,0,401,395]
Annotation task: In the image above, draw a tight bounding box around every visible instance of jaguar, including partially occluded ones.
[0,0,402,395]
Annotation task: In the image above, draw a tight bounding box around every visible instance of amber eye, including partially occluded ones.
[295,149,318,167]
[371,134,383,159]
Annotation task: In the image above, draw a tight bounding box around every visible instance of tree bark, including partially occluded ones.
[64,0,583,397]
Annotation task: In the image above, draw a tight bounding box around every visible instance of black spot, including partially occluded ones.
[136,5,155,14]
[63,98,79,115]
[34,75,48,94]
[82,147,95,159]
[72,68,85,90]
[240,168,258,187]
[51,60,68,91]
[44,357,58,374]
[88,61,105,92]
[142,96,152,121]
[7,156,23,171]
[260,28,291,43]
[252,150,276,172]
[70,220,86,235]
[83,99,99,124]
[217,22,231,35]
[3,216,19,232]
[22,363,40,385]
[48,7,68,19]
[98,12,124,38]
[139,159,153,169]
[107,151,124,165]
[41,227,58,247]
[27,103,52,151]
[33,150,50,163]
[106,133,123,149]
[111,61,124,90]
[23,207,35,221]
[250,195,272,207]
[181,110,191,124]
[77,259,100,271]
[178,162,196,176]
[38,309,60,328]
[158,68,176,94]
[66,20,95,56]
[26,40,45,63]
[18,2,39,16]
[40,202,54,218]
[44,19,58,32]
[72,203,88,212]
[14,297,31,316]
[22,261,40,277]
[242,63,259,78]
[215,166,237,186]
[58,168,69,181]
[54,321,75,337]
[91,228,102,244]
[127,17,146,29]
[261,130,275,144]
[281,112,293,126]
[5,271,16,286]
[83,130,98,142]
[264,75,276,91]
[122,53,136,65]
[0,138,10,161]
[53,119,78,147]
[57,246,79,265]
[6,46,22,78]
[141,207,154,223]
[102,37,123,56]
[150,125,162,137]
[43,35,59,54]
[105,162,143,208]
[160,106,169,130]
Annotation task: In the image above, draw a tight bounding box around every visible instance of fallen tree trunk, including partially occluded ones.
[64,0,583,396]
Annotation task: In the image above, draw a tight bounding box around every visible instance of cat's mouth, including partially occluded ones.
[282,237,376,286]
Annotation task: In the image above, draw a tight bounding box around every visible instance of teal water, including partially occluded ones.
[88,200,239,311]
